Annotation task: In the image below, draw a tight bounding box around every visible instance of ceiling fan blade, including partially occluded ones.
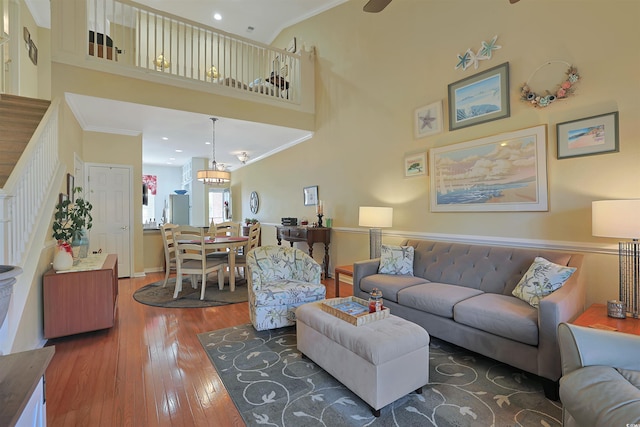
[363,0,392,13]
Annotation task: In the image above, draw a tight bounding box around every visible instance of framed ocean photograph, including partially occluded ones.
[556,111,619,159]
[448,62,510,131]
[429,125,548,212]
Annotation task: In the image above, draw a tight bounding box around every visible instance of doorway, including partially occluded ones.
[86,164,133,277]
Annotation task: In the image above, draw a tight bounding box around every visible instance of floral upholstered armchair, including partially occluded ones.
[247,245,326,331]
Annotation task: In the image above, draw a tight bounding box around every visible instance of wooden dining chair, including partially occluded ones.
[207,221,240,260]
[213,221,240,237]
[234,222,261,279]
[160,223,178,287]
[173,225,227,300]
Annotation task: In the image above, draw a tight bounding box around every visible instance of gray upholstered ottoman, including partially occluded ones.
[296,301,430,416]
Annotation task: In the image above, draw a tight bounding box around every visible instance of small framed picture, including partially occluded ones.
[287,37,297,53]
[404,152,427,177]
[556,111,619,159]
[448,62,510,131]
[303,185,318,206]
[67,173,74,199]
[414,101,443,138]
[59,193,68,206]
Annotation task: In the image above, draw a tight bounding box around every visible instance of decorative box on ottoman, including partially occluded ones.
[296,301,430,416]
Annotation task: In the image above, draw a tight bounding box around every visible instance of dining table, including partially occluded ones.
[176,235,248,293]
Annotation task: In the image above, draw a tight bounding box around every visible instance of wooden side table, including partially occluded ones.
[334,265,354,298]
[572,303,640,336]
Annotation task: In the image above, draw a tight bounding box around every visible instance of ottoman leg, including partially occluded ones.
[415,386,423,394]
[371,407,381,418]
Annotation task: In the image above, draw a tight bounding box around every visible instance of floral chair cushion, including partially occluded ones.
[512,256,577,308]
[378,244,414,276]
[247,245,326,331]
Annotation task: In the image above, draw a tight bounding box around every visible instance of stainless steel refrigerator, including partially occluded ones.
[169,194,190,225]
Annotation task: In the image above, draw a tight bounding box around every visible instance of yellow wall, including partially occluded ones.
[232,0,640,307]
[82,131,144,275]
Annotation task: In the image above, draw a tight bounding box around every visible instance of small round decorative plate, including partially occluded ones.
[250,191,259,214]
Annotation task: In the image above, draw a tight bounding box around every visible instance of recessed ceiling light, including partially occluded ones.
[214,12,222,21]
[169,157,176,160]
[205,141,211,145]
[162,137,168,140]
[175,149,183,153]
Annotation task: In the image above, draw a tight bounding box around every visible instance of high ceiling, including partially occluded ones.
[25,0,347,168]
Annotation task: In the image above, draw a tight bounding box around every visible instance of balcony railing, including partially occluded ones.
[53,0,313,111]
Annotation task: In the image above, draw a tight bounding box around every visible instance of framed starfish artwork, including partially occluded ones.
[414,100,443,138]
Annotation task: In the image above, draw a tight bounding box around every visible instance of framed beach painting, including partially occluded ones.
[414,101,443,138]
[556,111,619,159]
[404,152,427,177]
[429,125,548,212]
[448,62,510,131]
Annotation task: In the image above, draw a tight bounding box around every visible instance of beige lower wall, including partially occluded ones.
[143,229,164,273]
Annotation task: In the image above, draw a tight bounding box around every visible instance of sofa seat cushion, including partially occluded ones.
[359,274,429,302]
[560,366,640,426]
[454,293,539,346]
[252,280,326,307]
[397,283,484,318]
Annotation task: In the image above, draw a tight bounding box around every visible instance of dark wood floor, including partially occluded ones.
[45,271,353,426]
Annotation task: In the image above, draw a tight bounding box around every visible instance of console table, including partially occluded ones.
[43,254,118,339]
[276,226,331,278]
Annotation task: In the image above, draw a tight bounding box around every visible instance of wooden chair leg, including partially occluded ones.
[217,268,225,290]
[162,266,170,287]
[173,272,182,299]
[200,273,208,300]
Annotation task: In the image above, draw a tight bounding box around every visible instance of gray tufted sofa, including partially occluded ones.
[353,239,585,398]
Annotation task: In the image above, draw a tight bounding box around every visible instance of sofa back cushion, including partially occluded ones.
[403,239,573,295]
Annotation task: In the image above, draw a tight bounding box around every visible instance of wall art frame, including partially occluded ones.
[448,62,510,131]
[429,125,548,212]
[404,152,427,177]
[556,111,619,159]
[414,101,443,138]
[303,185,318,206]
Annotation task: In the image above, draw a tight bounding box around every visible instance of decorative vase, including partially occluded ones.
[53,245,74,271]
[72,229,90,258]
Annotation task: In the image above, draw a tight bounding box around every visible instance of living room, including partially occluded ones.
[1,0,639,424]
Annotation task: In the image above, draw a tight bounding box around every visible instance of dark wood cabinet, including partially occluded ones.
[43,254,118,339]
[276,226,331,278]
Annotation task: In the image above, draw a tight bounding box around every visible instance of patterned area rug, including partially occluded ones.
[198,324,562,426]
[133,277,248,308]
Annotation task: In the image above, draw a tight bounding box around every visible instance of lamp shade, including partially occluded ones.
[196,169,230,183]
[359,206,393,228]
[592,200,640,239]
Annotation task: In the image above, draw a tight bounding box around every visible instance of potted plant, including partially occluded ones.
[52,186,93,261]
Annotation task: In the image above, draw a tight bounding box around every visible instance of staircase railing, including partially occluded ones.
[76,0,305,107]
[0,99,60,266]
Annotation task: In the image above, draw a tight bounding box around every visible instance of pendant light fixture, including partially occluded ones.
[197,117,231,186]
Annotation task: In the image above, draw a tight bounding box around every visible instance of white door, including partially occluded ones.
[87,164,132,277]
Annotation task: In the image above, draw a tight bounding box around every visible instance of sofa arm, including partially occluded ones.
[537,254,586,380]
[559,322,640,375]
[353,259,380,299]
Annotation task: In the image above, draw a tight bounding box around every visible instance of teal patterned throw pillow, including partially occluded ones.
[378,244,414,276]
[512,257,576,308]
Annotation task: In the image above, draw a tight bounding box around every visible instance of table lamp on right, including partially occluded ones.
[359,206,393,259]
[592,199,640,318]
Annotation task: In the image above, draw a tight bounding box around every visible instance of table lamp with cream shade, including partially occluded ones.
[592,199,640,318]
[359,206,393,259]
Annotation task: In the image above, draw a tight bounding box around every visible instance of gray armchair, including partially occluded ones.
[558,322,640,426]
